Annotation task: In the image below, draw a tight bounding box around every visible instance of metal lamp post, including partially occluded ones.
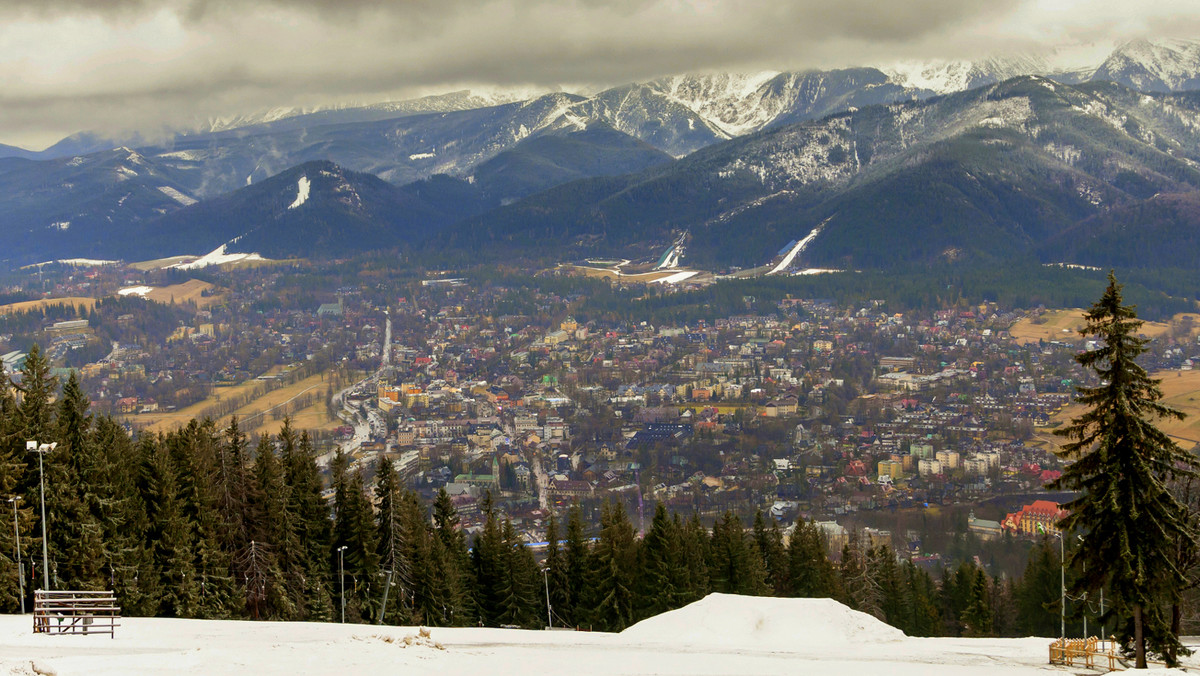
[1047,529,1065,639]
[8,496,23,613]
[26,441,56,591]
[338,545,348,624]
[544,566,552,629]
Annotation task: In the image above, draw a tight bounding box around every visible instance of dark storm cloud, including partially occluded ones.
[0,0,1191,148]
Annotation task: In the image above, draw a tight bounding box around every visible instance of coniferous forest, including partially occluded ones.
[1,344,1074,636]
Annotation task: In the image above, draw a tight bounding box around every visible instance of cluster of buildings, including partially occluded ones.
[8,262,1200,576]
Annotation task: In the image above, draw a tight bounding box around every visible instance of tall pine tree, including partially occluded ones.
[1050,273,1199,667]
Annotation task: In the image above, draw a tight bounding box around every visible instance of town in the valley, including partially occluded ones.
[6,259,1197,585]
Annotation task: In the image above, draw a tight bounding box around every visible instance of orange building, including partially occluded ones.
[1002,500,1068,536]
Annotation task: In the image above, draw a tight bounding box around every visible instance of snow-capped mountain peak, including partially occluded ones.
[1092,38,1200,92]
[882,55,1050,94]
[647,72,782,136]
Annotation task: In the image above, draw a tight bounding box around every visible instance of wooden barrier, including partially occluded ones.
[33,590,121,637]
[1048,637,1121,671]
[1048,636,1172,672]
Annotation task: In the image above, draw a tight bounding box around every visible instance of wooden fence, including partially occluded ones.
[33,590,121,637]
[1048,636,1170,671]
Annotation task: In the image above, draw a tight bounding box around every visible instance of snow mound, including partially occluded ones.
[620,594,904,651]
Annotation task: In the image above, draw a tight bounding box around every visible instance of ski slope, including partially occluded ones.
[0,594,1130,676]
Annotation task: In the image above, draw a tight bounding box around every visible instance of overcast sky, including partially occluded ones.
[0,0,1197,149]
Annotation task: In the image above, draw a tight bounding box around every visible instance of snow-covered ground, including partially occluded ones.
[117,286,153,297]
[0,594,1131,676]
[170,244,266,270]
[651,270,699,285]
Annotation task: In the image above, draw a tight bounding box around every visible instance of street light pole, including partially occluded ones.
[338,545,348,624]
[8,497,24,613]
[543,566,552,629]
[1051,530,1064,639]
[1060,532,1066,639]
[26,441,56,591]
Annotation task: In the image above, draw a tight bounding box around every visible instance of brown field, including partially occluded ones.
[1036,368,1200,450]
[144,279,223,308]
[131,373,281,431]
[247,400,340,438]
[1009,310,1198,345]
[0,297,97,315]
[228,373,339,436]
[128,369,341,436]
[1008,309,1088,344]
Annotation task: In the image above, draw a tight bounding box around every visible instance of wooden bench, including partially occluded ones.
[33,590,121,638]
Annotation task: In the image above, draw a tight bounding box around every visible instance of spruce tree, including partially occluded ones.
[332,464,380,622]
[636,503,686,619]
[14,345,55,589]
[869,546,905,628]
[15,345,56,470]
[901,561,942,637]
[1049,273,1199,667]
[374,457,412,624]
[497,518,540,628]
[0,369,24,612]
[141,436,199,617]
[471,492,505,626]
[709,510,768,596]
[99,420,158,615]
[1016,538,1062,638]
[961,568,994,637]
[590,500,637,631]
[283,431,333,621]
[752,511,789,596]
[243,436,294,619]
[431,487,471,625]
[562,503,592,627]
[679,513,711,603]
[788,520,838,598]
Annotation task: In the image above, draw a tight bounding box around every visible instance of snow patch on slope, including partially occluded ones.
[288,175,310,210]
[157,186,197,206]
[118,286,153,297]
[651,271,699,285]
[769,220,827,274]
[171,244,265,270]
